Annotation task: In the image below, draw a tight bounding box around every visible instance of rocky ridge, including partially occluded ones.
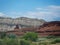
[0,17,45,31]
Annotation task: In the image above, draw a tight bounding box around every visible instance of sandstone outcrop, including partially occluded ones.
[36,21,60,37]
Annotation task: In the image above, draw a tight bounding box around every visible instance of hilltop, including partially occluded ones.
[0,17,45,31]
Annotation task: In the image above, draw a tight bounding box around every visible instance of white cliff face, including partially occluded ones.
[0,17,45,31]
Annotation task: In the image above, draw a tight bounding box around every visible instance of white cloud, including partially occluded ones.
[23,5,60,21]
[7,12,23,18]
[0,12,10,17]
[36,8,43,10]
[1,5,60,21]
[0,12,5,16]
[48,5,60,9]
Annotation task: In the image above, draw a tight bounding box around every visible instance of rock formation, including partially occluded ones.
[0,17,45,31]
[36,21,60,37]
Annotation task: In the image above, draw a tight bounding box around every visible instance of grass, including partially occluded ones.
[37,36,60,45]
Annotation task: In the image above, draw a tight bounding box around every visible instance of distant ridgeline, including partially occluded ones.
[0,17,45,31]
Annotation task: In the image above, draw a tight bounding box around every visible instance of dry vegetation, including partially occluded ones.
[0,32,60,45]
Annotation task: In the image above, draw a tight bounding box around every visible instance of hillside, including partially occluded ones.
[0,17,45,31]
[37,21,60,37]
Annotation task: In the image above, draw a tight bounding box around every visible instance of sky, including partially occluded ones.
[0,0,60,21]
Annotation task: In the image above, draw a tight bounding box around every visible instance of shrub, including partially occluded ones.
[7,34,16,38]
[54,38,60,43]
[6,39,18,45]
[0,32,6,39]
[46,35,56,39]
[50,40,56,44]
[20,39,30,45]
[23,32,38,41]
[50,38,60,44]
[0,40,4,45]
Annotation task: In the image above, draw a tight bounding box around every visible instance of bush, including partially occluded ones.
[50,38,60,44]
[54,38,60,43]
[6,39,18,45]
[50,40,56,44]
[20,39,30,45]
[23,32,38,41]
[0,40,5,45]
[46,35,56,39]
[0,32,6,39]
[7,34,16,38]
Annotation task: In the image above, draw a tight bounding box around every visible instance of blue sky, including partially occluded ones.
[0,0,60,21]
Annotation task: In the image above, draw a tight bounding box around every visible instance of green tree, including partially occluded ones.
[0,32,6,39]
[23,32,38,41]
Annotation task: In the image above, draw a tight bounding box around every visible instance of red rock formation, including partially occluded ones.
[6,25,37,36]
[36,21,60,37]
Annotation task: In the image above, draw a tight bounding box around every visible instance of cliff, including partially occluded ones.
[0,17,45,31]
[37,21,60,36]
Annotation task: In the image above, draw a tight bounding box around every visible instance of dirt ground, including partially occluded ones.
[51,43,60,45]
